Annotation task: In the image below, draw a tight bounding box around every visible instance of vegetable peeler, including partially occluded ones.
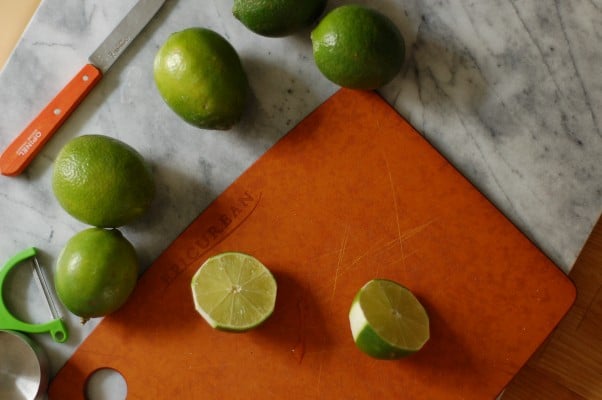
[0,247,68,342]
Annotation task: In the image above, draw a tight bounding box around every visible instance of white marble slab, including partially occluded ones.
[0,0,600,391]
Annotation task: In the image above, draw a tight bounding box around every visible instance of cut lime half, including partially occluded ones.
[191,252,277,332]
[349,279,429,359]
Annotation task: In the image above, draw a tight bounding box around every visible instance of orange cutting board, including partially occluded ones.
[49,89,575,399]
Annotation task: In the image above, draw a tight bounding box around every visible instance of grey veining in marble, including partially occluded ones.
[0,0,600,385]
[382,0,602,274]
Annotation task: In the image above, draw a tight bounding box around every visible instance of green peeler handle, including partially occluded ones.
[0,247,69,343]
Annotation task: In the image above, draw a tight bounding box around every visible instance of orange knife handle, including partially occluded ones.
[0,64,102,176]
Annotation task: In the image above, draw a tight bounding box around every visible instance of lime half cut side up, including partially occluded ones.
[191,252,277,332]
[349,279,430,359]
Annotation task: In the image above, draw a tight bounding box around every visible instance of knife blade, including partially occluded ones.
[0,0,166,176]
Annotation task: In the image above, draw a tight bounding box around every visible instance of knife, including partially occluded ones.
[0,0,166,176]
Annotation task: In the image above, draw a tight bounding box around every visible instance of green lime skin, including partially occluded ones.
[153,28,249,130]
[311,5,405,90]
[55,228,139,320]
[233,0,327,37]
[352,319,416,360]
[52,135,155,228]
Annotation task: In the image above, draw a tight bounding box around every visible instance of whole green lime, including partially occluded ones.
[52,135,155,228]
[153,28,249,130]
[233,0,327,37]
[55,228,139,320]
[311,5,405,90]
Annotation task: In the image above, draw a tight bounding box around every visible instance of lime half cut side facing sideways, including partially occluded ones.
[349,279,430,359]
[191,252,277,332]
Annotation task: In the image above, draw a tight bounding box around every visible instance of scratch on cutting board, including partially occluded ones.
[382,150,409,273]
[330,226,350,305]
[381,149,441,257]
[350,237,398,266]
[347,217,438,274]
[316,355,326,398]
[401,219,438,242]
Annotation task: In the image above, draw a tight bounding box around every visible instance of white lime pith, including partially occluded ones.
[349,300,368,339]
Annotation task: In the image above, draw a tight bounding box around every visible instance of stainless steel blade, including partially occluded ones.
[89,0,166,73]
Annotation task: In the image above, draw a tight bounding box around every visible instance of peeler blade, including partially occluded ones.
[31,257,61,321]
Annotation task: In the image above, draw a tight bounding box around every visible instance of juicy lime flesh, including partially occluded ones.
[153,28,249,130]
[311,5,405,89]
[349,279,429,359]
[233,0,327,37]
[191,252,277,331]
[55,228,139,319]
[52,135,155,228]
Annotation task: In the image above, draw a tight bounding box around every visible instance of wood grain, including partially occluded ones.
[504,218,602,399]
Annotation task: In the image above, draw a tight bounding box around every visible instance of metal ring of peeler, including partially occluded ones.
[0,247,68,342]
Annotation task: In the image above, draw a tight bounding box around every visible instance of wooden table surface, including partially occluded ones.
[1,2,600,399]
[503,218,602,399]
[0,1,40,69]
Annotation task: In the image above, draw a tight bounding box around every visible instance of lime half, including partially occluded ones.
[349,279,429,359]
[191,252,277,331]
